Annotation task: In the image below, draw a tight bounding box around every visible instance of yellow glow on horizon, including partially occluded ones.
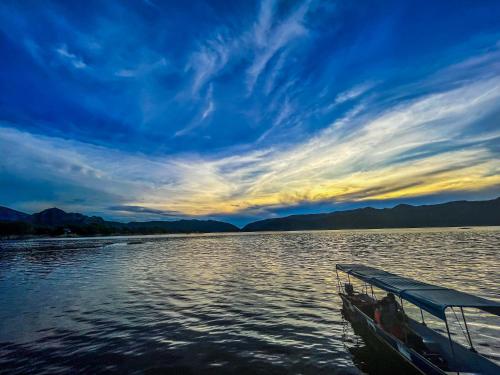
[2,75,499,218]
[129,149,500,216]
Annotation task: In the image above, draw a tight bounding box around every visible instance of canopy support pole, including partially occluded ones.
[370,285,374,299]
[460,307,476,352]
[335,269,341,293]
[420,309,426,326]
[444,316,456,365]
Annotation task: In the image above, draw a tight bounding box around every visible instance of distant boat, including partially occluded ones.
[336,264,500,375]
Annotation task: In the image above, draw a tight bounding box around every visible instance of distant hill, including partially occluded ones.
[2,197,500,238]
[31,207,106,226]
[0,206,31,222]
[0,206,239,237]
[243,197,500,231]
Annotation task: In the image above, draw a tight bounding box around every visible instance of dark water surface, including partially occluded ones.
[1,228,499,374]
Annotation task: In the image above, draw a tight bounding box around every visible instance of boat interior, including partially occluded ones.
[344,289,499,374]
[336,264,500,374]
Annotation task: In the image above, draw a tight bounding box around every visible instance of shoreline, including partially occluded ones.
[2,225,500,241]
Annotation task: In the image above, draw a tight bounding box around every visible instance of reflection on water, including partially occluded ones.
[0,228,499,374]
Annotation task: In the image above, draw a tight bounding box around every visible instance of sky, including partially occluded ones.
[1,0,500,226]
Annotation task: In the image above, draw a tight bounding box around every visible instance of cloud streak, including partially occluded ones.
[1,72,499,220]
[55,44,87,69]
[108,205,184,218]
[184,0,311,98]
[175,84,215,137]
[246,0,310,93]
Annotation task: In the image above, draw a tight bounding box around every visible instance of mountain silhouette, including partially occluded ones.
[1,197,500,238]
[0,206,31,222]
[31,207,106,226]
[0,206,238,237]
[242,197,500,231]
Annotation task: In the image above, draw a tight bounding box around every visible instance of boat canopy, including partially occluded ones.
[336,264,500,320]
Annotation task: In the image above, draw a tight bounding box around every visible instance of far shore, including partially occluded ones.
[3,225,500,241]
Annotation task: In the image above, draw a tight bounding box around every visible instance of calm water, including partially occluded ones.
[0,228,499,374]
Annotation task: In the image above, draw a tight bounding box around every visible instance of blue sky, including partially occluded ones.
[1,0,500,226]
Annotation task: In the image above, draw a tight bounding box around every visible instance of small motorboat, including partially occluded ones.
[336,264,500,375]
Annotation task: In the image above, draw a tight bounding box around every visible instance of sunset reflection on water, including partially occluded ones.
[0,227,499,374]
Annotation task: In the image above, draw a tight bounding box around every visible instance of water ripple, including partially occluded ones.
[0,227,499,374]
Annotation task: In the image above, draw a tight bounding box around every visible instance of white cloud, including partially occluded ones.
[1,76,499,217]
[175,84,216,137]
[333,82,375,105]
[263,50,287,95]
[246,0,310,94]
[185,0,311,97]
[55,44,87,69]
[186,33,235,95]
[114,57,168,78]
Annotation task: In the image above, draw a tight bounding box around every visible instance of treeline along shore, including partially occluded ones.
[0,207,239,237]
[1,197,499,238]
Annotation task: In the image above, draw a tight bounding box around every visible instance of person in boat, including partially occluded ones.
[345,283,355,296]
[375,293,405,339]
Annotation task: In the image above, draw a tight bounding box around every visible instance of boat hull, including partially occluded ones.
[340,294,446,375]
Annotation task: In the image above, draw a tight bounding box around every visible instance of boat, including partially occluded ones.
[336,264,500,375]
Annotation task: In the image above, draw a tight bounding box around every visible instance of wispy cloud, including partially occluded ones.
[55,44,87,69]
[263,50,287,95]
[186,33,236,95]
[1,74,499,219]
[175,84,215,137]
[184,0,311,97]
[201,86,215,120]
[108,205,183,218]
[246,0,310,94]
[114,57,168,78]
[333,82,376,105]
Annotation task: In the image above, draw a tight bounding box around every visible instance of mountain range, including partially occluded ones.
[1,197,499,237]
[242,197,500,231]
[0,207,238,236]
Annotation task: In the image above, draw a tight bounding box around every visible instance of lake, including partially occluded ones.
[1,228,499,374]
